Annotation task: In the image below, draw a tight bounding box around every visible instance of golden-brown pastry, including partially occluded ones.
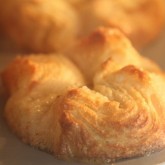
[70,0,165,48]
[67,27,162,84]
[0,0,79,53]
[53,76,165,163]
[2,29,165,164]
[0,0,164,53]
[2,54,86,94]
[1,54,86,150]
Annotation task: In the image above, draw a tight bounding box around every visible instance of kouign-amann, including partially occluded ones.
[2,28,165,164]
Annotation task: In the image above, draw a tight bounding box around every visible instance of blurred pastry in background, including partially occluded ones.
[0,0,79,53]
[0,0,164,53]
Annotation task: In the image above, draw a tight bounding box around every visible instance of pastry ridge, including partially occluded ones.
[0,0,79,53]
[67,27,162,84]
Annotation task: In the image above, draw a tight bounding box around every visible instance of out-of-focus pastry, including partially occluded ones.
[0,0,164,53]
[2,28,165,164]
[71,0,165,48]
[2,54,86,94]
[0,0,79,53]
[53,71,165,162]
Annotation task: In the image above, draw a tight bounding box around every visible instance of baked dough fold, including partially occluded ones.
[67,27,162,84]
[71,0,165,48]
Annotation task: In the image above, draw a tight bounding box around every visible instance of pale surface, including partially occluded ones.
[0,27,165,165]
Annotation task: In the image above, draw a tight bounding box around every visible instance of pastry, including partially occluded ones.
[0,0,164,53]
[2,28,165,164]
[0,0,79,53]
[67,27,162,84]
[72,0,165,48]
[1,54,86,150]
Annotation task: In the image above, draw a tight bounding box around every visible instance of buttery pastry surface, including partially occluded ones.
[0,0,164,53]
[2,28,165,164]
